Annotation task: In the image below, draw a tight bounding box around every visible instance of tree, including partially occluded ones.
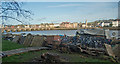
[109,23,113,27]
[93,21,98,27]
[0,0,33,26]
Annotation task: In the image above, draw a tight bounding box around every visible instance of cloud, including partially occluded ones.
[48,2,118,8]
[48,4,83,7]
[36,17,47,21]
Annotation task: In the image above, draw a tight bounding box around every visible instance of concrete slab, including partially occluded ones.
[12,36,20,43]
[30,35,44,46]
[2,47,50,58]
[23,34,34,46]
[104,43,115,58]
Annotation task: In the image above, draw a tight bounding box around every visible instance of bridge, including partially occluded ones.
[1,27,53,33]
[1,27,109,33]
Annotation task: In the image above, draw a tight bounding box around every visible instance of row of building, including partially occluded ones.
[1,19,119,29]
[2,22,79,29]
[97,19,120,27]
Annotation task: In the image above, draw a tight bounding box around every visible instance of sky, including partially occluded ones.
[1,0,120,2]
[1,2,119,25]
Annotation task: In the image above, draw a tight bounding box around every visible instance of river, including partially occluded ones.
[8,30,77,36]
[4,29,120,37]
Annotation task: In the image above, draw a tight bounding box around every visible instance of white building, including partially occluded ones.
[17,26,20,28]
[25,25,30,28]
[82,23,86,27]
[54,23,60,28]
[100,22,110,27]
[38,25,41,28]
[112,20,119,27]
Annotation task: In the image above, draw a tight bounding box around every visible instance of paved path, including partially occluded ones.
[0,47,51,58]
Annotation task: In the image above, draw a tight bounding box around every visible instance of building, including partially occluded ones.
[81,20,88,28]
[24,25,30,28]
[73,22,78,28]
[81,23,86,27]
[87,23,93,27]
[11,26,15,28]
[112,20,119,27]
[17,25,20,28]
[60,22,78,28]
[49,23,54,28]
[31,25,36,28]
[54,23,60,28]
[4,25,8,29]
[35,24,40,28]
[60,22,71,28]
[99,22,111,27]
[40,23,45,28]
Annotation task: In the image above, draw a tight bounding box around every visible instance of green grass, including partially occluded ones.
[69,55,110,62]
[2,50,48,62]
[60,53,110,62]
[2,50,111,62]
[2,40,111,62]
[2,39,26,51]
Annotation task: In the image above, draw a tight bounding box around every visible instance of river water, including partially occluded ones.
[4,30,120,37]
[9,30,77,36]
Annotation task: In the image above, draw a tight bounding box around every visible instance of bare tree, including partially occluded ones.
[0,0,33,26]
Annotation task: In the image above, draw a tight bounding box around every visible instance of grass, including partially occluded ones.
[69,55,110,62]
[60,53,110,62]
[2,50,48,62]
[2,40,111,62]
[2,39,26,51]
[2,50,111,62]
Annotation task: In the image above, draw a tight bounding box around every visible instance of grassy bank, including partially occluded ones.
[2,50,111,62]
[2,40,111,62]
[2,39,26,51]
[2,50,48,62]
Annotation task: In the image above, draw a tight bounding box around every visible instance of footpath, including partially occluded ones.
[0,47,51,58]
